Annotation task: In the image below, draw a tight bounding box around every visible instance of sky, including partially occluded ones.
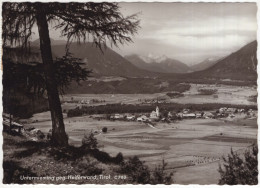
[32,2,257,65]
[113,2,257,65]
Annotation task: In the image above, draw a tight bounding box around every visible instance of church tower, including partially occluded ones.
[156,106,159,117]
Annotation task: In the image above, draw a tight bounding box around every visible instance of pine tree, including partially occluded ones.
[218,143,258,185]
[2,2,139,146]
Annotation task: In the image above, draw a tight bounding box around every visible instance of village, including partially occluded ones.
[3,103,257,136]
[97,106,257,123]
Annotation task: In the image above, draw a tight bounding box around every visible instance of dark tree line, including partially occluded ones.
[3,53,90,118]
[3,53,90,96]
[67,103,257,118]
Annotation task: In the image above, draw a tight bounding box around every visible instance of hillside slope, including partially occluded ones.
[192,40,257,81]
[51,43,155,77]
[190,57,220,72]
[31,39,155,77]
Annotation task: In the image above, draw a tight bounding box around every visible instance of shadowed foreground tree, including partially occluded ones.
[2,2,139,146]
[2,53,91,118]
[218,143,258,185]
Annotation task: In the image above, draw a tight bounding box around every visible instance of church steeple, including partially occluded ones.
[156,106,159,117]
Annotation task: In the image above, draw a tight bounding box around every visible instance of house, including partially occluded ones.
[177,113,183,118]
[217,113,226,117]
[203,112,214,118]
[183,109,190,114]
[110,115,115,119]
[238,109,245,113]
[126,115,135,121]
[150,111,157,119]
[137,115,149,122]
[114,114,120,119]
[183,113,196,118]
[219,107,227,113]
[80,99,88,104]
[195,113,202,118]
[112,114,124,120]
[247,109,256,117]
[227,108,237,113]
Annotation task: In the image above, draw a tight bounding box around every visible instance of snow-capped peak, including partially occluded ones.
[140,53,168,63]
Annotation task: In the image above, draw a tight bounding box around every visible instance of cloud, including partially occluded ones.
[29,2,257,65]
[117,2,257,64]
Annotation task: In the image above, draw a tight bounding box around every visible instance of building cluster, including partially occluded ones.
[108,106,257,123]
[78,99,106,104]
[138,97,169,104]
[64,98,106,105]
[109,106,203,122]
[216,107,256,118]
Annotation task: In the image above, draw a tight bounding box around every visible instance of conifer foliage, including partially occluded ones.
[218,143,258,185]
[2,2,139,146]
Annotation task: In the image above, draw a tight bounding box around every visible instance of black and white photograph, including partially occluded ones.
[1,0,258,185]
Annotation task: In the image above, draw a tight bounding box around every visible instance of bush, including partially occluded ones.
[114,152,124,164]
[120,156,151,184]
[248,95,257,103]
[102,127,108,133]
[152,160,173,184]
[119,156,173,184]
[198,89,217,95]
[75,157,102,176]
[91,149,115,164]
[3,160,37,183]
[67,107,83,117]
[218,143,258,185]
[81,131,98,149]
[166,92,184,98]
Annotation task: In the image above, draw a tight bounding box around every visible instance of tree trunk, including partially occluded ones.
[35,9,68,147]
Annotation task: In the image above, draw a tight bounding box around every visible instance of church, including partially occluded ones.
[150,106,159,119]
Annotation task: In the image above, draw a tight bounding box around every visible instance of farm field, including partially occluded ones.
[61,84,257,109]
[25,111,257,184]
[171,84,257,105]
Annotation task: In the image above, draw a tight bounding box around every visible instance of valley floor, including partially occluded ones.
[5,84,257,184]
[23,111,257,184]
[61,84,256,110]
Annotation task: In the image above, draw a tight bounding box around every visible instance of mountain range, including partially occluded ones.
[125,54,192,73]
[30,39,160,77]
[50,43,153,77]
[4,38,258,82]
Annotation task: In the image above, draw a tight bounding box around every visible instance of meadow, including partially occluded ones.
[62,84,257,109]
[25,111,257,184]
[20,83,257,184]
